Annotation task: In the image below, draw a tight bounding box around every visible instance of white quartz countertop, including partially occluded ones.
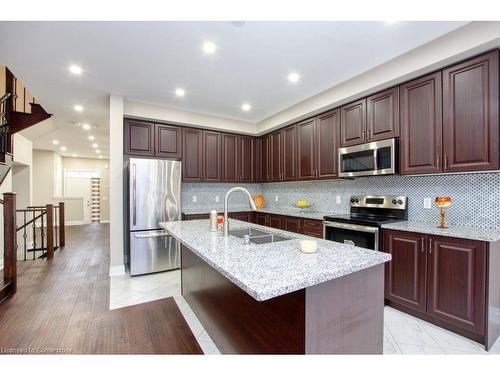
[161,219,390,301]
[381,221,500,242]
[182,207,331,221]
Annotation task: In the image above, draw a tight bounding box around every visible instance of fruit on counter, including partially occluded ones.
[295,199,312,207]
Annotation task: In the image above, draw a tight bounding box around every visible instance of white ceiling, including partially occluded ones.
[0,21,468,158]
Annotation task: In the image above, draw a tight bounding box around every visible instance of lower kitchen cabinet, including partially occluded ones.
[229,212,254,223]
[383,229,493,346]
[283,216,302,234]
[255,213,270,226]
[302,219,324,239]
[269,215,282,230]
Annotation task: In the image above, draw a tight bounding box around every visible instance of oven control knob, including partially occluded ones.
[397,199,403,205]
[350,198,355,204]
[392,199,397,204]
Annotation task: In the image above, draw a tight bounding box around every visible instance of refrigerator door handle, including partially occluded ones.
[132,163,137,226]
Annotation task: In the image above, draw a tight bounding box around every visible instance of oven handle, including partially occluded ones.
[322,221,379,233]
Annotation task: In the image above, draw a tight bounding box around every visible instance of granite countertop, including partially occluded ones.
[161,219,390,301]
[381,221,500,242]
[182,207,332,221]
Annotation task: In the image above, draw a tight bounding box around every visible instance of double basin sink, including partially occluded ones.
[228,227,292,245]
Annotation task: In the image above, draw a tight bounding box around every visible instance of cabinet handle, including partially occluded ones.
[421,238,425,253]
[436,155,440,170]
[429,238,433,254]
[444,155,448,170]
[367,129,371,140]
[362,130,366,140]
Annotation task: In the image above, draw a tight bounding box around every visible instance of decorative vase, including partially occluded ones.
[435,196,452,228]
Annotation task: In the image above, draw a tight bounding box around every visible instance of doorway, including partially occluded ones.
[64,169,100,225]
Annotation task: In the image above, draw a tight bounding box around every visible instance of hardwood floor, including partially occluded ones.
[0,224,202,354]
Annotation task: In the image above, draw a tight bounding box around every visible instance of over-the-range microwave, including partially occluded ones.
[338,138,397,178]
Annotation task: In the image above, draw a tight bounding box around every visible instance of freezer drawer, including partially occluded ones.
[130,230,180,275]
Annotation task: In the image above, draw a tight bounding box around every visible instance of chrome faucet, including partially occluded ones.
[223,187,257,237]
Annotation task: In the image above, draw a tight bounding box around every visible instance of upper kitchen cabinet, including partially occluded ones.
[282,125,297,181]
[203,130,222,182]
[366,86,400,141]
[239,135,254,182]
[400,72,443,175]
[222,133,240,182]
[297,118,316,180]
[155,124,182,159]
[124,119,155,156]
[269,130,282,182]
[442,50,499,173]
[182,128,203,182]
[340,98,366,147]
[316,109,340,179]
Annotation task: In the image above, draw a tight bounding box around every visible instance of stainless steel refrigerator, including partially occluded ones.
[128,158,181,276]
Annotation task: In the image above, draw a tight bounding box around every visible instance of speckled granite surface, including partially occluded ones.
[381,221,500,242]
[161,219,390,301]
[182,207,329,221]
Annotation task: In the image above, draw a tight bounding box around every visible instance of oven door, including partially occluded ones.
[338,138,396,177]
[323,221,379,251]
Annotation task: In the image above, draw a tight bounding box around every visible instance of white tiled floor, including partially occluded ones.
[110,270,500,355]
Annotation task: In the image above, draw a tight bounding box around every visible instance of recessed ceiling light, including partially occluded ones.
[88,135,95,140]
[72,153,77,157]
[69,65,83,75]
[288,72,300,83]
[52,140,59,145]
[92,143,98,148]
[99,155,103,159]
[241,103,251,112]
[175,88,186,97]
[60,146,67,152]
[202,41,217,54]
[74,105,84,112]
[82,123,91,130]
[384,20,399,24]
[96,150,101,154]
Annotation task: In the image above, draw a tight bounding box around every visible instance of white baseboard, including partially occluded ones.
[100,220,110,223]
[109,265,126,276]
[66,220,85,226]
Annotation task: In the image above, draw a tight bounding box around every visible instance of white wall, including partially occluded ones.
[109,95,124,272]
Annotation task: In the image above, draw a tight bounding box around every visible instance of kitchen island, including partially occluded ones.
[161,219,391,354]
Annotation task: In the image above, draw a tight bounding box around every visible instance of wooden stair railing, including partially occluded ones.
[16,202,65,260]
[1,192,17,304]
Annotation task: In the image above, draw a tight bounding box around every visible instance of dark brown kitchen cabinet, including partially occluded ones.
[366,86,400,141]
[384,230,427,312]
[282,126,297,181]
[340,98,366,147]
[269,131,282,182]
[442,50,499,173]
[427,235,486,335]
[260,135,270,182]
[239,136,254,182]
[256,213,270,226]
[297,118,316,180]
[182,128,203,182]
[269,215,282,230]
[384,229,488,343]
[400,72,443,175]
[124,119,155,156]
[253,138,262,183]
[203,131,222,182]
[315,110,340,179]
[222,133,239,182]
[303,219,323,238]
[155,123,182,159]
[283,216,302,234]
[229,212,255,223]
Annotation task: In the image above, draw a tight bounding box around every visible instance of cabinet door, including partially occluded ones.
[182,128,203,182]
[303,219,323,239]
[269,215,282,230]
[340,98,366,147]
[283,217,303,234]
[269,131,282,182]
[260,135,270,182]
[316,110,340,179]
[383,230,427,312]
[297,118,316,180]
[427,236,486,334]
[222,133,240,182]
[282,125,297,181]
[239,136,254,182]
[256,213,270,227]
[155,124,182,158]
[203,131,222,182]
[442,50,499,172]
[253,138,262,183]
[124,119,155,156]
[400,72,443,175]
[230,212,254,223]
[366,87,400,141]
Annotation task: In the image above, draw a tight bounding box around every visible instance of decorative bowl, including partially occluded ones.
[253,194,266,209]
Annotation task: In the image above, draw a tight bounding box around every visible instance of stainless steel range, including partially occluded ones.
[323,195,408,251]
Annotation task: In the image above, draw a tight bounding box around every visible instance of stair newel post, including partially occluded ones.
[59,202,65,247]
[46,204,54,259]
[3,192,17,293]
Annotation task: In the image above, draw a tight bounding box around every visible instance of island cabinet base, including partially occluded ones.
[181,245,384,354]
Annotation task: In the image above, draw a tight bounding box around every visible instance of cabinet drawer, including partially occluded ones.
[183,213,209,221]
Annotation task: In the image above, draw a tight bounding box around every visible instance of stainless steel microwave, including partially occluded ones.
[338,138,397,178]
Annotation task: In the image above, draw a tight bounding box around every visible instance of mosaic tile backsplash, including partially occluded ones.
[182,172,500,229]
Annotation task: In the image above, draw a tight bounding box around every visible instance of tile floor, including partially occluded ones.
[110,270,500,355]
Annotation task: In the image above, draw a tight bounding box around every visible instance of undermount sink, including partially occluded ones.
[228,227,293,245]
